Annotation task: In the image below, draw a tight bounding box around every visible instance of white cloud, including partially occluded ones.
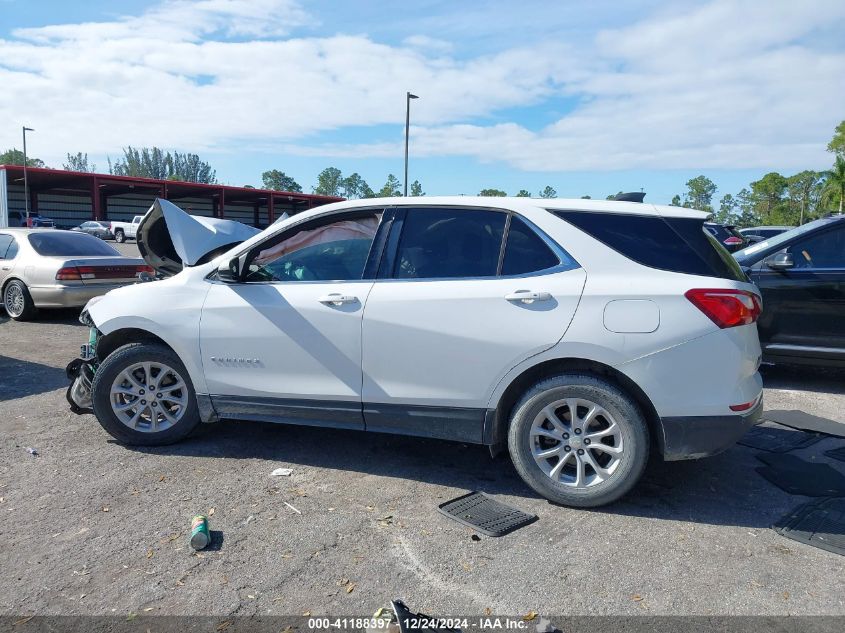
[0,0,843,174]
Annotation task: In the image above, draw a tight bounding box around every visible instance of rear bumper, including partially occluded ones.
[659,397,763,461]
[29,283,130,308]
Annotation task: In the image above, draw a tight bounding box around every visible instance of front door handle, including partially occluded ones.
[1,266,10,271]
[505,290,552,304]
[319,293,358,306]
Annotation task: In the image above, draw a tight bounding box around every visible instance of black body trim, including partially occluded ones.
[659,399,763,461]
[211,395,364,430]
[364,402,487,443]
[196,394,220,423]
[204,394,489,442]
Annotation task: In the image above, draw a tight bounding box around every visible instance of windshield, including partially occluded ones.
[733,217,838,261]
[28,232,121,257]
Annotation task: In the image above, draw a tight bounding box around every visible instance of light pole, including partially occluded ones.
[22,126,34,223]
[404,92,419,196]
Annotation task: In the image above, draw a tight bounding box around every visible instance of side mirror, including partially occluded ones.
[216,257,241,283]
[766,251,794,270]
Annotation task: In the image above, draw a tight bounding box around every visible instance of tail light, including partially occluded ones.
[57,265,154,281]
[723,236,743,246]
[685,288,762,328]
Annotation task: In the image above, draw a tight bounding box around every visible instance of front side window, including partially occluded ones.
[788,227,845,269]
[394,208,506,279]
[246,213,382,282]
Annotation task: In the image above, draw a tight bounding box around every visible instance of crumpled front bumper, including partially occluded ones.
[66,357,96,414]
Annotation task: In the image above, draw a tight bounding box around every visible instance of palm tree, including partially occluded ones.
[822,155,845,215]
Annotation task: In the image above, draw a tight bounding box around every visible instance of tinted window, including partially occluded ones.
[0,234,12,259]
[394,208,506,279]
[502,216,560,275]
[246,214,381,282]
[554,211,746,281]
[788,227,845,269]
[27,232,120,257]
[6,238,19,259]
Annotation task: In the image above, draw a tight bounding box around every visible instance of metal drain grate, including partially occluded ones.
[774,497,845,556]
[438,492,537,537]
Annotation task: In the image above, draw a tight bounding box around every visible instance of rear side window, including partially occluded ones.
[27,232,120,257]
[394,208,506,279]
[0,234,13,258]
[502,216,560,275]
[553,211,746,281]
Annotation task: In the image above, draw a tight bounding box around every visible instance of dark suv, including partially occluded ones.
[734,215,845,367]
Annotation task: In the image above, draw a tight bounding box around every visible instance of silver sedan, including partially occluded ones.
[0,228,152,321]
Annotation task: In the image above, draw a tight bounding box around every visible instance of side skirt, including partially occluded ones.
[202,394,490,444]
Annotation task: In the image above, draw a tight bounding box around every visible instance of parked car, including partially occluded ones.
[734,215,845,367]
[739,225,792,244]
[10,211,56,228]
[67,197,763,508]
[72,221,114,240]
[109,216,143,243]
[704,222,747,252]
[0,229,153,321]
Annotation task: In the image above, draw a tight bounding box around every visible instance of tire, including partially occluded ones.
[508,374,649,508]
[114,229,125,243]
[3,279,37,321]
[91,343,201,445]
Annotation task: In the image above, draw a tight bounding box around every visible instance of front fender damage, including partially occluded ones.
[66,320,100,415]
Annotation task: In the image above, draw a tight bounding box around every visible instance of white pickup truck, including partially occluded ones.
[108,216,143,243]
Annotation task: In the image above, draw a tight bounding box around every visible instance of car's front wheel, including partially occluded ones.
[3,279,37,321]
[508,374,649,508]
[91,343,201,445]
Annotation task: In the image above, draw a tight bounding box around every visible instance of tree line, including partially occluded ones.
[671,121,845,227]
[2,120,842,222]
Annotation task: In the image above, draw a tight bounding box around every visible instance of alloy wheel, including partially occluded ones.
[4,284,25,318]
[529,398,624,488]
[109,361,188,432]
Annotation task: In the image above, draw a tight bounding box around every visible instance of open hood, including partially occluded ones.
[137,199,261,276]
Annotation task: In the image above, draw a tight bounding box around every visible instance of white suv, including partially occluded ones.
[67,197,763,507]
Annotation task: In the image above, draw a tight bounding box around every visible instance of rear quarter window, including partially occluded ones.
[552,211,746,281]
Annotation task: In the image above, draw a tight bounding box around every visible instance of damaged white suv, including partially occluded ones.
[68,197,763,507]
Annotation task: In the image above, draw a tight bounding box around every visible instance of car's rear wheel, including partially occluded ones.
[3,279,37,321]
[114,229,125,243]
[508,374,649,508]
[91,342,200,445]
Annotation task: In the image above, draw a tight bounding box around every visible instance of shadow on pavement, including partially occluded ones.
[113,416,840,530]
[0,307,83,326]
[761,363,845,396]
[0,354,69,402]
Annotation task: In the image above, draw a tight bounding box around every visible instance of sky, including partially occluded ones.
[1,0,844,203]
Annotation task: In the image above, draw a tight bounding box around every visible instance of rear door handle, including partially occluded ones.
[319,293,358,306]
[505,290,552,304]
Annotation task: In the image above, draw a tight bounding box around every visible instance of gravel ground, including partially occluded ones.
[1,242,843,617]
